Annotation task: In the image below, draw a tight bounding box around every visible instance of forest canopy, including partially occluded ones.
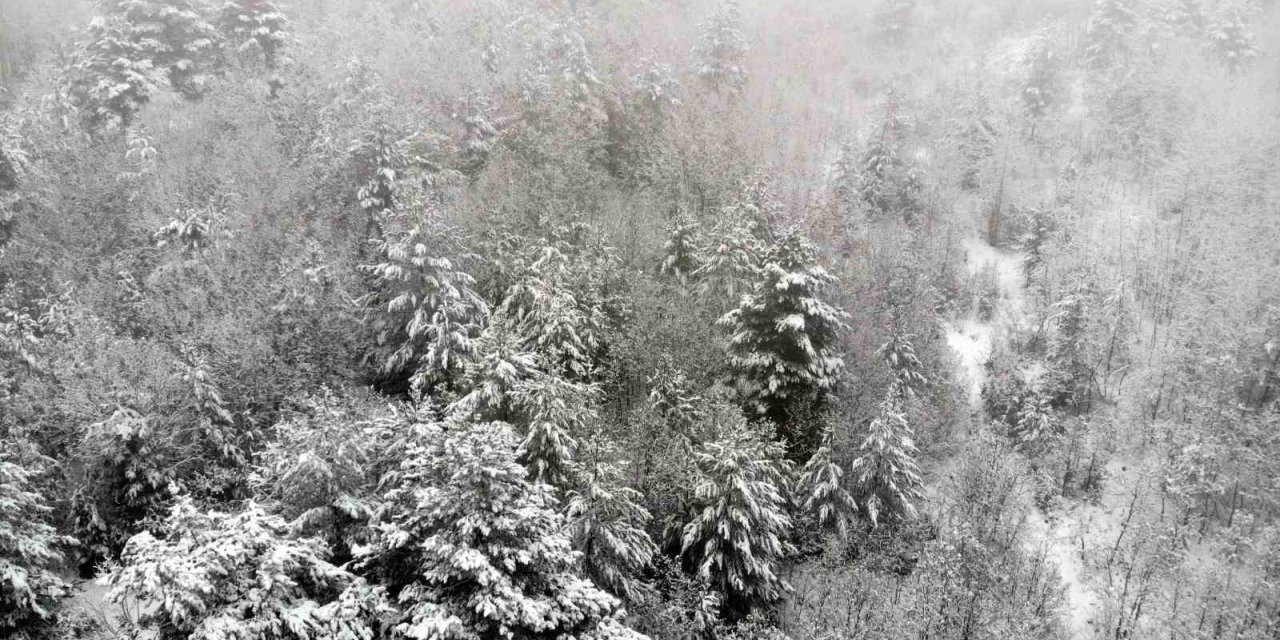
[1,1,1279,639]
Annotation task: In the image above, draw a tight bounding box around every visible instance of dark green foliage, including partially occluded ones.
[1,450,72,639]
[359,220,488,395]
[360,421,646,639]
[681,424,794,620]
[69,407,176,575]
[719,230,846,446]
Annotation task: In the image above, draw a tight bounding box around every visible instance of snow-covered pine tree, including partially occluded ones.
[351,122,411,224]
[1083,0,1138,69]
[69,407,177,574]
[630,57,682,118]
[548,16,601,111]
[681,425,794,620]
[496,243,605,380]
[448,320,540,422]
[718,229,847,429]
[660,213,705,287]
[1021,205,1053,295]
[1012,391,1057,450]
[510,371,597,487]
[250,390,402,562]
[359,221,488,394]
[848,393,924,526]
[67,15,160,131]
[857,97,905,218]
[796,430,857,538]
[1046,277,1095,409]
[1207,8,1258,72]
[694,0,749,96]
[459,92,501,178]
[567,438,658,603]
[646,359,708,435]
[693,209,763,301]
[102,0,222,100]
[108,497,385,640]
[1,452,71,638]
[217,0,289,68]
[361,421,648,640]
[878,329,927,400]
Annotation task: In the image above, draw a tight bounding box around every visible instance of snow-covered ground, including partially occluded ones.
[941,230,1102,639]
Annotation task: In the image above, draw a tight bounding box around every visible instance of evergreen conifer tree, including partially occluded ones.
[694,0,749,96]
[848,394,924,526]
[108,497,384,640]
[1047,278,1095,408]
[68,15,160,131]
[496,244,605,380]
[102,0,222,99]
[718,230,847,429]
[660,214,705,287]
[510,372,597,487]
[878,329,927,399]
[362,421,647,640]
[567,439,658,603]
[680,426,794,620]
[1,453,71,638]
[217,0,288,68]
[1083,0,1138,69]
[796,430,857,538]
[359,222,489,394]
[694,211,763,301]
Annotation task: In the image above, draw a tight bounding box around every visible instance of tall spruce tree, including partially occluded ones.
[681,425,794,620]
[694,0,749,96]
[660,214,705,287]
[1,453,71,638]
[217,0,288,68]
[68,15,160,131]
[361,421,647,640]
[359,222,489,395]
[848,393,924,526]
[718,230,846,434]
[1083,0,1138,69]
[102,0,222,99]
[796,430,857,538]
[567,438,658,603]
